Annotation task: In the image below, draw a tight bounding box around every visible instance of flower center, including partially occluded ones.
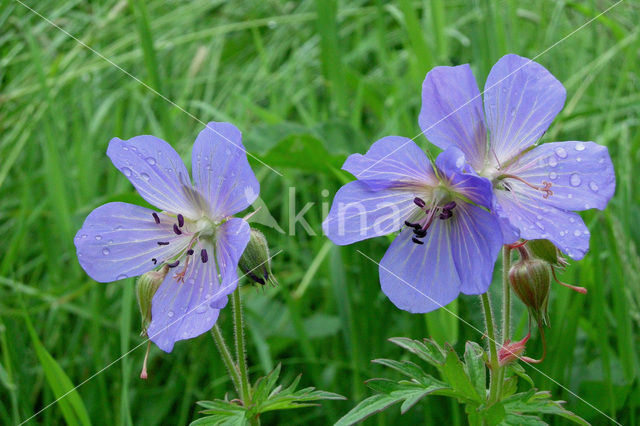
[404,197,457,245]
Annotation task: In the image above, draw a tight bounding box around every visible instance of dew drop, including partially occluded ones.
[577,157,582,162]
[575,142,586,151]
[535,221,545,230]
[573,230,581,237]
[102,248,110,256]
[569,217,575,223]
[555,147,568,159]
[567,194,573,199]
[570,173,581,187]
[549,171,558,180]
[598,158,604,164]
[589,182,599,191]
[140,172,150,181]
[81,234,88,239]
[145,157,157,165]
[195,305,207,314]
[584,203,591,209]
[123,146,129,151]
[548,156,558,167]
[225,148,231,155]
[560,230,566,236]
[121,167,132,177]
[95,235,103,240]
[168,310,175,318]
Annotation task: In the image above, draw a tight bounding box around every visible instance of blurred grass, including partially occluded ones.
[0,0,639,424]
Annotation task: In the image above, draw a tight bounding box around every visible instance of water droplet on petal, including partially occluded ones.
[535,221,545,230]
[140,172,150,181]
[195,304,207,314]
[145,157,157,165]
[555,147,567,159]
[598,158,604,164]
[573,230,581,237]
[168,310,174,318]
[569,217,575,223]
[584,203,591,209]
[81,234,88,239]
[102,248,110,255]
[575,142,585,151]
[95,235,102,240]
[121,167,132,177]
[549,171,558,180]
[567,194,573,199]
[589,182,599,191]
[548,156,558,167]
[560,231,566,236]
[570,173,581,187]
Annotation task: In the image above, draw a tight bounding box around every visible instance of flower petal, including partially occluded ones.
[484,54,566,164]
[435,147,494,209]
[74,202,190,282]
[379,220,461,313]
[341,136,436,190]
[147,218,250,353]
[192,122,260,218]
[448,204,502,294]
[323,181,417,245]
[419,64,487,170]
[107,136,202,218]
[506,141,615,211]
[495,189,590,260]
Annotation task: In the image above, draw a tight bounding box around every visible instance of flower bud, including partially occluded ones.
[238,228,277,286]
[527,239,567,268]
[136,267,168,335]
[509,258,551,327]
[498,333,530,366]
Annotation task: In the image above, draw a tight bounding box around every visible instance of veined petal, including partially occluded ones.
[506,141,615,211]
[379,221,461,313]
[74,202,190,282]
[342,136,436,190]
[435,147,494,209]
[484,54,566,165]
[449,204,502,294]
[107,136,202,218]
[192,122,260,218]
[147,218,249,353]
[495,189,590,260]
[419,64,487,170]
[493,199,520,244]
[323,181,417,245]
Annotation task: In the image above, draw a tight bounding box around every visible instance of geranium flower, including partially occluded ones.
[74,122,259,352]
[323,138,502,313]
[419,54,615,259]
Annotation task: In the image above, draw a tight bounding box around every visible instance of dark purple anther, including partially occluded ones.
[167,260,180,268]
[157,241,170,246]
[152,212,160,224]
[411,237,424,245]
[186,249,194,255]
[152,258,157,265]
[173,224,182,235]
[413,197,426,208]
[414,228,427,238]
[439,210,453,220]
[404,220,421,229]
[177,214,184,227]
[443,201,457,210]
[200,249,208,263]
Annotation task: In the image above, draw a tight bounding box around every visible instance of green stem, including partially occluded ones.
[210,325,242,396]
[481,293,500,405]
[501,246,512,343]
[232,289,258,425]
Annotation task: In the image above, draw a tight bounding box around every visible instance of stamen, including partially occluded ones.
[152,212,160,224]
[411,237,424,245]
[151,258,157,265]
[157,241,170,246]
[439,210,453,220]
[201,249,208,263]
[414,229,427,238]
[413,197,426,208]
[167,260,180,268]
[173,224,182,235]
[443,201,457,210]
[404,220,422,229]
[504,174,553,199]
[186,249,194,255]
[177,214,184,227]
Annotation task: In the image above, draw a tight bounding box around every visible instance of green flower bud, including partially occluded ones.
[136,267,168,335]
[509,257,551,327]
[527,239,567,268]
[238,228,277,286]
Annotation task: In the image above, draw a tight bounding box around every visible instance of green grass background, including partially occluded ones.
[1,0,639,424]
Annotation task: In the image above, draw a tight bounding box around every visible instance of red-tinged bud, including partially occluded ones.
[498,333,530,366]
[509,257,551,327]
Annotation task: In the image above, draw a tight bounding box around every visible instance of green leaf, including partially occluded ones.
[252,363,282,405]
[502,376,518,399]
[334,394,404,426]
[387,337,445,366]
[23,313,91,426]
[464,341,487,399]
[371,358,430,382]
[503,390,590,425]
[442,344,482,402]
[508,363,535,388]
[191,399,248,426]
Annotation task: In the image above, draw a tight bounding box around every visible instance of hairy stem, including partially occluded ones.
[232,289,258,425]
[481,293,500,405]
[501,246,512,342]
[210,325,241,396]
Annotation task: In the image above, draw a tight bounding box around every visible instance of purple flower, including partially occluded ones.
[74,122,259,352]
[323,138,502,313]
[419,54,615,259]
